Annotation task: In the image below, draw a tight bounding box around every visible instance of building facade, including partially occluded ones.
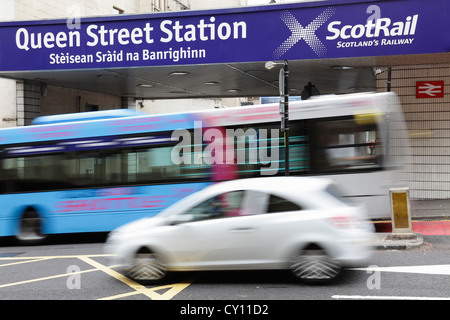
[1,0,450,202]
[0,0,248,128]
[377,64,450,200]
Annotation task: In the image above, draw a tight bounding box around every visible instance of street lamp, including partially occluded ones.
[265,59,289,176]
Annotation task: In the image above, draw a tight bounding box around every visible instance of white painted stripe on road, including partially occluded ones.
[333,295,450,300]
[350,264,450,275]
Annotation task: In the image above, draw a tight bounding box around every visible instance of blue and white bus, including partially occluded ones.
[0,92,409,242]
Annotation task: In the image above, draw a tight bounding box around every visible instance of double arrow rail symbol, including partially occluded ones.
[416,81,444,98]
[417,82,443,97]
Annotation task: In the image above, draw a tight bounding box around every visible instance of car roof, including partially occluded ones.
[206,177,331,196]
[159,177,334,217]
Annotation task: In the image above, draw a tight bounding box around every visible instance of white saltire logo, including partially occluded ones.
[273,7,336,58]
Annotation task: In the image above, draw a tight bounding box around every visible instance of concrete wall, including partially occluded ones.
[190,0,247,10]
[0,0,17,128]
[40,85,122,116]
[0,80,17,128]
[14,0,141,19]
[6,0,147,126]
[139,98,222,114]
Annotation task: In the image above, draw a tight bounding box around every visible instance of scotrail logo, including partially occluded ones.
[273,7,336,59]
[273,6,420,58]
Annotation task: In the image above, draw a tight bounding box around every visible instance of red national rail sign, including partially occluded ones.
[416,81,444,98]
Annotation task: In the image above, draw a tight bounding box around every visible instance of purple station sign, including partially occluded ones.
[0,0,449,71]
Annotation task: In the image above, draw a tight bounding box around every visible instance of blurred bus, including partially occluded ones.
[0,92,409,242]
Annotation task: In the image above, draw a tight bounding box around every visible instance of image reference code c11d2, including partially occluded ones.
[180,304,269,317]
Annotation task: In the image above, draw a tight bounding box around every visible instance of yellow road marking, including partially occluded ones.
[0,254,195,300]
[79,256,196,300]
[0,267,99,289]
[98,278,196,300]
[0,257,54,268]
[79,256,163,300]
[151,278,197,300]
[0,254,114,260]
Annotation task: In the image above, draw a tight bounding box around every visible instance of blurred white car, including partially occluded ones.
[105,177,374,284]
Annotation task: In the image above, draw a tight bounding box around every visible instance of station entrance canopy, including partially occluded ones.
[0,0,449,99]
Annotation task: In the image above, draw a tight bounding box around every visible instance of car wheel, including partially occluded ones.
[290,246,341,284]
[126,250,167,284]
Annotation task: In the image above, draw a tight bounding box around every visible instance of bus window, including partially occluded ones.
[64,144,209,187]
[225,122,308,178]
[310,116,382,172]
[127,146,185,182]
[1,153,71,192]
[286,120,309,174]
[0,137,210,193]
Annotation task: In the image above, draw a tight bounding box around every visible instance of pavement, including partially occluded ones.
[372,199,450,250]
[372,232,425,250]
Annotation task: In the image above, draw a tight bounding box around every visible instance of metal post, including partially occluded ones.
[265,59,290,176]
[283,60,289,176]
[387,66,392,92]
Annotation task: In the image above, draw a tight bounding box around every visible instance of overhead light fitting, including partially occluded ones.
[204,81,219,85]
[137,84,153,88]
[331,66,355,70]
[265,61,278,70]
[169,71,189,76]
[97,74,117,78]
[265,60,287,70]
[373,68,385,76]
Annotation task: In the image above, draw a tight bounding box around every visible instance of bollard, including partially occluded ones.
[389,187,414,237]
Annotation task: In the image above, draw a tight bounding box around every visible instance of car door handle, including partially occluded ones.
[229,227,256,232]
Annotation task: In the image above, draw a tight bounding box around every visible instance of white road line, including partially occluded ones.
[332,295,450,300]
[350,264,450,275]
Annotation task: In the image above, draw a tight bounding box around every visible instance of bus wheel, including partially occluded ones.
[17,209,46,243]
